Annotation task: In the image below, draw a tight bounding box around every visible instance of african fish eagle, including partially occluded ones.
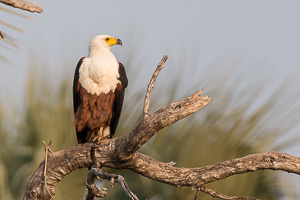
[73,35,128,143]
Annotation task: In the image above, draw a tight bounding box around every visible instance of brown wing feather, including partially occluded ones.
[73,57,85,113]
[73,57,87,143]
[109,62,128,137]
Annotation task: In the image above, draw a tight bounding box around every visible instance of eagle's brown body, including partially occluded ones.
[73,53,127,143]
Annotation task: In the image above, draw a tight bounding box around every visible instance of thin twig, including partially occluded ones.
[199,186,260,200]
[43,141,53,153]
[143,55,168,117]
[0,30,4,39]
[110,174,138,200]
[42,141,55,200]
[0,0,43,13]
[86,168,139,200]
[194,188,199,200]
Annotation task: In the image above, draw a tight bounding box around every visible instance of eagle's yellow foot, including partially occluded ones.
[92,135,110,144]
[92,127,110,144]
[92,135,103,144]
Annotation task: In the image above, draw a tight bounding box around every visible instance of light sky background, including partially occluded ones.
[1,0,300,197]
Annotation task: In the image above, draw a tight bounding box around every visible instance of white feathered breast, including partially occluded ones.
[79,51,120,95]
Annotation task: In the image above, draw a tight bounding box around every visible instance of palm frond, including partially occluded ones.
[0,5,30,62]
[0,6,33,19]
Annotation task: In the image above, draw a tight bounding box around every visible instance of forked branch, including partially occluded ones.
[86,168,138,200]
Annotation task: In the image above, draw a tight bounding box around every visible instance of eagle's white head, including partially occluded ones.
[88,35,122,57]
[79,34,123,95]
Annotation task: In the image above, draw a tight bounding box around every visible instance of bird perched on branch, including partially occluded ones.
[73,35,128,143]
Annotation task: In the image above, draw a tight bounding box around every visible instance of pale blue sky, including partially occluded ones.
[2,0,300,94]
[1,0,300,196]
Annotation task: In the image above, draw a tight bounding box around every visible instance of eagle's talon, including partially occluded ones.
[92,136,102,144]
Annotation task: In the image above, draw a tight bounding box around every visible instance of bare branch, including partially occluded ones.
[85,168,108,200]
[85,168,139,200]
[122,151,300,188]
[86,168,139,200]
[42,141,54,200]
[0,0,43,13]
[143,55,168,117]
[199,186,260,200]
[117,88,211,156]
[23,142,300,200]
[114,175,138,200]
[194,189,199,200]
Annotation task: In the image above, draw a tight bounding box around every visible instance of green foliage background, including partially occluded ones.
[0,53,299,200]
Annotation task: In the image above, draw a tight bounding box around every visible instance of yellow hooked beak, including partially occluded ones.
[105,37,122,46]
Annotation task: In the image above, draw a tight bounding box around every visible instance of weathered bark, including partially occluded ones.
[0,0,42,13]
[23,143,300,200]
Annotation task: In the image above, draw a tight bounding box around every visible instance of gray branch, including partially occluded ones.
[85,168,108,200]
[143,55,168,116]
[86,168,138,200]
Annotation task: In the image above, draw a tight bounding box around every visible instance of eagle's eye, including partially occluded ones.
[105,38,110,41]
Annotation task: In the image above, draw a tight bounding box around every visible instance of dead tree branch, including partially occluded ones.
[23,55,300,200]
[86,168,138,200]
[199,186,259,200]
[143,55,168,117]
[23,145,300,200]
[85,168,108,200]
[42,141,54,200]
[0,0,42,13]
